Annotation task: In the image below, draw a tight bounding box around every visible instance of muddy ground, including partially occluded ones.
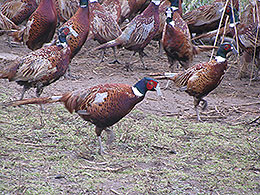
[0,35,259,125]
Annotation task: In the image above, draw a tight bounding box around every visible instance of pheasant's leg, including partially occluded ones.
[158,40,164,56]
[194,98,202,122]
[96,127,107,155]
[99,48,105,64]
[97,136,107,155]
[201,99,208,110]
[36,83,44,111]
[20,86,30,100]
[139,50,148,70]
[105,129,115,145]
[164,80,171,89]
[109,47,120,64]
[64,66,78,80]
[124,52,135,71]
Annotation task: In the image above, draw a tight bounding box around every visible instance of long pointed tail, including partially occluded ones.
[4,96,63,107]
[193,45,218,55]
[149,72,178,80]
[93,39,121,51]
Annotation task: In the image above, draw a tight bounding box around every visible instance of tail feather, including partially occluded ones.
[149,72,178,80]
[93,39,121,51]
[4,96,63,107]
[0,64,19,80]
[193,45,218,55]
[0,29,23,42]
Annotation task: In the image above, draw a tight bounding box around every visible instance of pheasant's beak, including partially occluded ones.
[155,83,163,97]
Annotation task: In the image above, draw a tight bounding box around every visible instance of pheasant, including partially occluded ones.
[183,0,239,36]
[54,0,79,25]
[162,0,218,71]
[5,77,162,154]
[0,0,38,25]
[227,2,260,80]
[151,42,237,122]
[101,0,121,24]
[1,0,57,51]
[152,0,182,55]
[88,0,122,64]
[57,0,90,60]
[94,0,160,71]
[118,0,150,25]
[0,27,72,100]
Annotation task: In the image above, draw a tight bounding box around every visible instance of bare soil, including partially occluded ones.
[0,36,259,125]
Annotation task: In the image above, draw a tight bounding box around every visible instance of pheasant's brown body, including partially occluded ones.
[61,84,143,129]
[59,3,90,59]
[88,1,122,44]
[8,0,57,51]
[119,0,150,24]
[54,0,79,24]
[101,0,121,23]
[1,0,38,25]
[0,43,71,98]
[172,59,227,99]
[183,0,239,35]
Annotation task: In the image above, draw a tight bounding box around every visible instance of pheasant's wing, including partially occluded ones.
[174,63,207,87]
[13,46,61,82]
[122,14,157,48]
[91,8,122,42]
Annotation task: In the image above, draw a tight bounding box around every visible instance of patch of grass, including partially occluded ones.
[0,85,259,194]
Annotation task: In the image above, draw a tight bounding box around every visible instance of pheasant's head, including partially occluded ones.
[151,0,161,6]
[80,0,89,8]
[216,42,238,59]
[169,0,179,7]
[57,27,71,47]
[133,77,162,97]
[165,6,178,24]
[226,6,239,27]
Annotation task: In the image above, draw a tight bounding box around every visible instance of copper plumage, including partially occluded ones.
[6,77,162,154]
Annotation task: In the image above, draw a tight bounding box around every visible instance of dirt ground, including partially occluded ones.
[0,35,259,125]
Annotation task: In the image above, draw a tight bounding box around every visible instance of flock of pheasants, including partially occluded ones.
[0,0,258,154]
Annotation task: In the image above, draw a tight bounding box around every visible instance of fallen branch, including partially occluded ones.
[73,164,132,173]
[231,101,260,107]
[247,116,260,125]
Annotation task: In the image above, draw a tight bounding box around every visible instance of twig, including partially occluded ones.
[110,189,121,195]
[6,139,58,148]
[210,0,230,60]
[73,164,132,173]
[231,101,260,107]
[152,145,171,150]
[247,116,260,125]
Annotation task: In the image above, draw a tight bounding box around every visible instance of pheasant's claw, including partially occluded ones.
[109,59,121,64]
[201,100,208,110]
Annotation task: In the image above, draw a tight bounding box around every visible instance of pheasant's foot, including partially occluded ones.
[123,63,133,71]
[201,99,208,110]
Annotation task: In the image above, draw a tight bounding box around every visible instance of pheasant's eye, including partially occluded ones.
[224,45,231,50]
[63,27,70,35]
[147,81,157,90]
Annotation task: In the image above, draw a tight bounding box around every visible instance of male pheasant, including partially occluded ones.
[151,43,237,121]
[57,0,90,60]
[6,77,162,154]
[162,0,217,71]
